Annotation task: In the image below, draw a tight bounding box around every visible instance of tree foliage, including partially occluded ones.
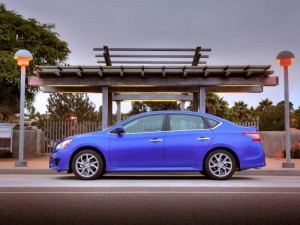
[0,4,70,120]
[205,93,230,119]
[229,101,254,122]
[128,102,181,116]
[47,94,98,121]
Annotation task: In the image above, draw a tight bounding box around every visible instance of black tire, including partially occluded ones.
[204,150,236,180]
[72,150,104,180]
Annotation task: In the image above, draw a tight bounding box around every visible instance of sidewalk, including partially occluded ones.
[1,157,300,176]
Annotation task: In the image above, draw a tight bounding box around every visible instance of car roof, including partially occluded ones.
[128,110,226,122]
[137,110,209,117]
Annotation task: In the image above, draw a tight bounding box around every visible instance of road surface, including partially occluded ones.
[0,174,299,225]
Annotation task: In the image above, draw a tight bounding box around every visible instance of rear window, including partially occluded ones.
[205,118,221,128]
[169,114,208,131]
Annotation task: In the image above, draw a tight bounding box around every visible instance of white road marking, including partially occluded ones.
[0,191,300,194]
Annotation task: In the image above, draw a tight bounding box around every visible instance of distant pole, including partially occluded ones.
[14,50,33,167]
[276,50,295,168]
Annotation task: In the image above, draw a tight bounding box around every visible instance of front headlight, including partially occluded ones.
[56,139,72,150]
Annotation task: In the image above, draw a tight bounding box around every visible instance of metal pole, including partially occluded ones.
[15,65,27,167]
[283,66,295,168]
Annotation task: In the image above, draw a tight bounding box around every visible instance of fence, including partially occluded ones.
[235,121,259,130]
[44,120,101,153]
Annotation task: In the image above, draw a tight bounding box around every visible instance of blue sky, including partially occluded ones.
[2,0,300,113]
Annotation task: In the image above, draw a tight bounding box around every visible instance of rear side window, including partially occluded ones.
[169,114,208,131]
[205,117,221,128]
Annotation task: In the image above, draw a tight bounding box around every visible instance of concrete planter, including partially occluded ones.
[12,130,45,158]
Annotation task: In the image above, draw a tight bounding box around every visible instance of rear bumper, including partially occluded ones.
[240,142,266,170]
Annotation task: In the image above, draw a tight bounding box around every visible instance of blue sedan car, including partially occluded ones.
[50,111,265,180]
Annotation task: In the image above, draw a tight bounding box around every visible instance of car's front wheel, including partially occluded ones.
[204,150,236,180]
[72,150,104,180]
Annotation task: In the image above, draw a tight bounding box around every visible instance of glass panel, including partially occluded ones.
[205,118,220,128]
[169,114,207,131]
[123,115,164,133]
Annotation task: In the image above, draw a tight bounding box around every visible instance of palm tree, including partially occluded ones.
[230,101,250,122]
[206,93,230,119]
[257,98,273,113]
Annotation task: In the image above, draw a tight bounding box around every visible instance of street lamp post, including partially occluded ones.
[14,50,33,167]
[276,50,295,168]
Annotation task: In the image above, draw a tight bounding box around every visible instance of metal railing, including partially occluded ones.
[235,121,259,130]
[44,120,101,153]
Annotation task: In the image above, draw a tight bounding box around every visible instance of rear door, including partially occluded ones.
[164,114,214,167]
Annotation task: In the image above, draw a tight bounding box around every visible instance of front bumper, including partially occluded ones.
[49,149,71,172]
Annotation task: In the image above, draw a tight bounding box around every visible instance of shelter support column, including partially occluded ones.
[199,86,206,113]
[108,92,113,126]
[192,93,199,112]
[102,86,108,130]
[116,100,121,122]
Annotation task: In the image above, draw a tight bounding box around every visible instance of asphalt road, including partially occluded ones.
[0,175,300,225]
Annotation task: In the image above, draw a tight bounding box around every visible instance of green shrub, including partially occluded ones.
[283,143,300,159]
[0,150,13,158]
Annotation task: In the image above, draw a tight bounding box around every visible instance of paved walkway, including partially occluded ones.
[1,157,300,176]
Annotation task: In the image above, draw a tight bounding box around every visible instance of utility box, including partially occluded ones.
[0,123,13,152]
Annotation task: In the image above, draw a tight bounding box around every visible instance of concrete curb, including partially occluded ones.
[0,169,58,175]
[238,170,300,176]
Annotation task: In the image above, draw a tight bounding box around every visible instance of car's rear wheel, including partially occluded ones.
[72,150,104,180]
[204,150,236,180]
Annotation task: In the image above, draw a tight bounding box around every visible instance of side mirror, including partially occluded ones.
[116,126,125,134]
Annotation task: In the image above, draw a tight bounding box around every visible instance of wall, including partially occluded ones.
[260,131,300,158]
[12,130,45,158]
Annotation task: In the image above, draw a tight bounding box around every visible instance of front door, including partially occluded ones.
[110,114,166,168]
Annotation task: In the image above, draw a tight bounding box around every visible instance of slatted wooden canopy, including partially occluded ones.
[28,46,278,128]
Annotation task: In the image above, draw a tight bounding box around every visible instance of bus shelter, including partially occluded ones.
[28,46,278,129]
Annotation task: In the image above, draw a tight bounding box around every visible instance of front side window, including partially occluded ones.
[123,115,164,134]
[169,114,208,131]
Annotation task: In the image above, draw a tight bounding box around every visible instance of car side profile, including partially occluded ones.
[49,110,266,180]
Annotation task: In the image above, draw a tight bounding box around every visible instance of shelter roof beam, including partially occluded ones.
[42,86,264,93]
[29,76,278,87]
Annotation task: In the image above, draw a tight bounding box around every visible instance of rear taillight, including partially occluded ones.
[243,132,261,141]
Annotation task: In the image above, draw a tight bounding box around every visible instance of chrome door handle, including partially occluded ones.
[149,139,163,143]
[197,137,210,141]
